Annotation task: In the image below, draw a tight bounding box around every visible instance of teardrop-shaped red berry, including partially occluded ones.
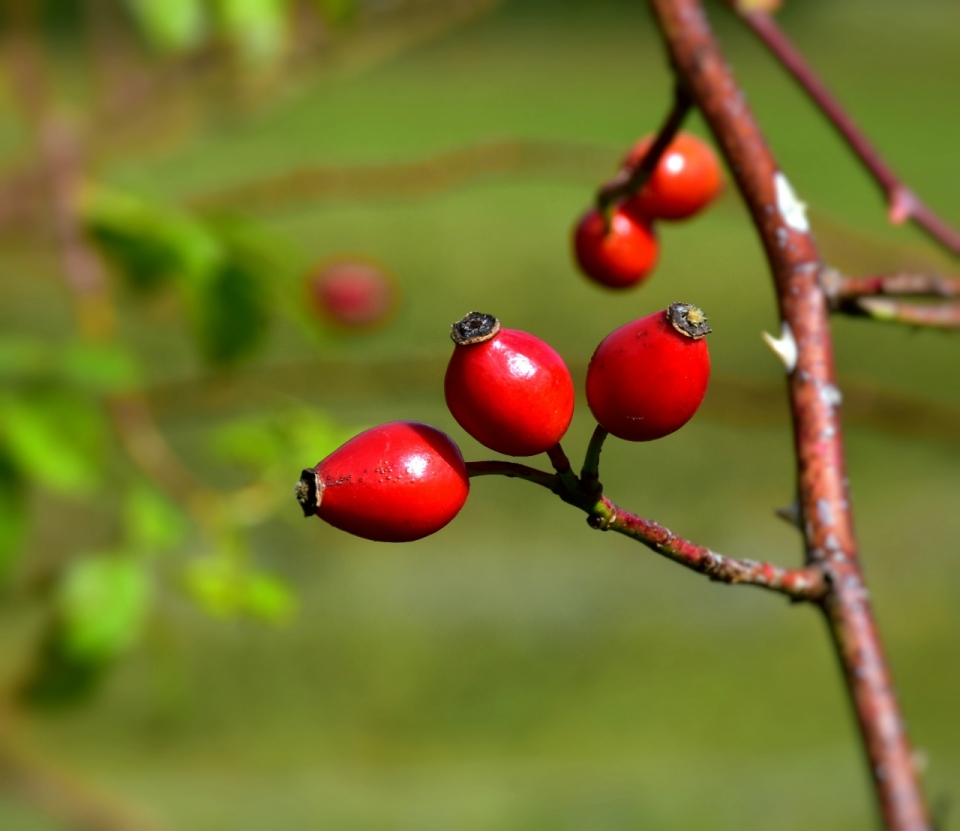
[297,422,469,542]
[586,303,711,442]
[445,312,575,457]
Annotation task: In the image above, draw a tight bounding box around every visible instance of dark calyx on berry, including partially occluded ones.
[451,312,501,346]
[295,468,323,517]
[667,302,712,340]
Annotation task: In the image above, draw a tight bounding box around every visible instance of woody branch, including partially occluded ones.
[647,0,931,828]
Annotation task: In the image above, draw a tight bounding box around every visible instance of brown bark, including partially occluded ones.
[647,0,929,828]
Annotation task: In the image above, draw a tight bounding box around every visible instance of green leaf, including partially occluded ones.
[20,629,111,709]
[84,189,223,293]
[124,483,187,554]
[212,408,356,474]
[243,572,296,623]
[184,551,295,624]
[60,342,142,393]
[57,555,152,662]
[0,451,27,581]
[0,391,105,495]
[190,258,270,366]
[125,0,206,53]
[214,0,290,66]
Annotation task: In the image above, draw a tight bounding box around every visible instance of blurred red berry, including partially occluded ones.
[307,259,398,329]
[573,206,659,289]
[586,302,711,442]
[445,312,575,457]
[621,133,723,221]
[297,422,469,543]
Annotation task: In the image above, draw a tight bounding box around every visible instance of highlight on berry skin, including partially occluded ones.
[297,421,469,543]
[586,302,712,442]
[621,132,723,222]
[445,312,575,457]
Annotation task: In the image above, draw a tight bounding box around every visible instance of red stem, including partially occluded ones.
[595,84,693,213]
[466,461,825,600]
[826,271,960,301]
[649,1,930,828]
[736,8,960,256]
[851,298,960,329]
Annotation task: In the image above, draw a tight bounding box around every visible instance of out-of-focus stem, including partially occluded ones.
[731,6,960,256]
[850,298,960,329]
[596,84,693,215]
[824,271,960,302]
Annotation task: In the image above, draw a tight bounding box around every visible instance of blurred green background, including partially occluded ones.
[0,0,958,829]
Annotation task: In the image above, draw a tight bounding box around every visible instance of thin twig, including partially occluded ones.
[596,84,693,214]
[731,6,960,256]
[824,271,960,302]
[545,443,579,493]
[465,461,558,490]
[847,298,960,329]
[593,495,826,600]
[465,460,826,601]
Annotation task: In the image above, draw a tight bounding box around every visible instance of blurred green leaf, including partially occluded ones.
[0,451,27,581]
[191,258,270,365]
[60,342,142,393]
[185,551,295,624]
[125,0,206,53]
[85,189,223,293]
[125,483,188,554]
[312,0,356,24]
[243,572,296,623]
[213,418,283,471]
[214,0,290,66]
[0,337,51,380]
[20,629,110,709]
[0,391,105,495]
[213,408,355,474]
[58,554,152,662]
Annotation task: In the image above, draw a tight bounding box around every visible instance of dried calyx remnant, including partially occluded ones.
[668,302,712,339]
[295,468,322,517]
[451,311,501,346]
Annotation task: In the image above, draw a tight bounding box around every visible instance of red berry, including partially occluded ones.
[306,259,398,329]
[586,303,711,442]
[621,133,722,221]
[572,206,659,289]
[296,421,469,542]
[445,312,575,457]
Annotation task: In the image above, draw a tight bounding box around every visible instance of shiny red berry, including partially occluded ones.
[296,421,469,542]
[572,206,659,289]
[445,312,575,457]
[621,133,723,221]
[586,303,711,442]
[306,259,398,329]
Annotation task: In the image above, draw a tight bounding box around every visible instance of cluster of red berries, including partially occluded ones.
[573,133,723,289]
[296,304,711,543]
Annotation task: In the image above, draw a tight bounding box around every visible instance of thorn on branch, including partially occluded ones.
[761,321,798,373]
